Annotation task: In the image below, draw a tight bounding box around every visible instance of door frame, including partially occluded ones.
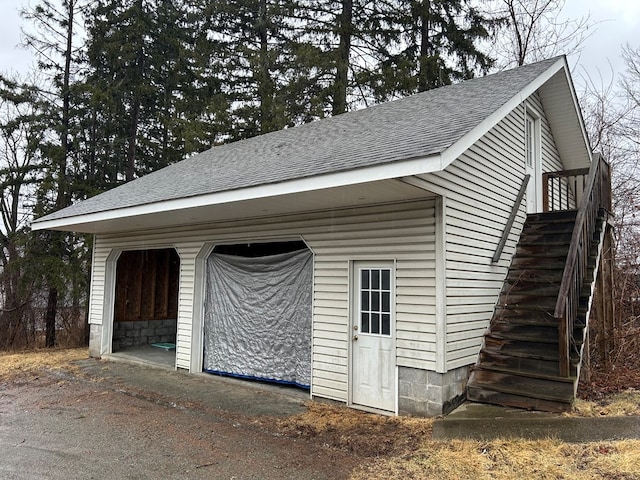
[525,107,542,213]
[348,259,398,414]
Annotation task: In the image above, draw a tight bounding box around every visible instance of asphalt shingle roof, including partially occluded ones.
[36,57,560,223]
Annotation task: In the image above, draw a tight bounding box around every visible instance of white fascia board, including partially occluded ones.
[32,152,444,232]
[439,57,568,168]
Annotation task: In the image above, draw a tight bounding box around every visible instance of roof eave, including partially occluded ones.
[32,152,445,233]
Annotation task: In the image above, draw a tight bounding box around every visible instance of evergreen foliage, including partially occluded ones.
[2,0,499,349]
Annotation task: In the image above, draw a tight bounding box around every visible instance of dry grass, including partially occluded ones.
[279,402,433,457]
[0,347,88,380]
[285,402,640,479]
[572,389,640,417]
[350,439,640,480]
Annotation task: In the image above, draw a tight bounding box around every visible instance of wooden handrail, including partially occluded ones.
[542,167,589,212]
[492,174,530,263]
[555,155,611,376]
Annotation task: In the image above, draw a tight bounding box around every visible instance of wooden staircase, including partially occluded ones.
[467,156,613,412]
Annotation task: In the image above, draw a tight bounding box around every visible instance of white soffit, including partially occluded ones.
[33,177,436,234]
[538,68,592,170]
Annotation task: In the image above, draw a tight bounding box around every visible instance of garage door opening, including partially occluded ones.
[203,241,312,388]
[112,248,180,368]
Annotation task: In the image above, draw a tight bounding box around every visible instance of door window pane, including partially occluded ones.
[361,291,369,310]
[361,270,369,289]
[382,292,390,312]
[371,269,380,289]
[382,314,391,335]
[371,313,380,334]
[371,291,380,311]
[361,312,370,333]
[358,267,392,337]
[382,269,390,290]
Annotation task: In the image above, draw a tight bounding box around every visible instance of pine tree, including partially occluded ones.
[358,0,495,102]
[22,0,88,347]
[202,0,290,138]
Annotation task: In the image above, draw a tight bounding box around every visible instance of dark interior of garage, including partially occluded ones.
[112,248,180,352]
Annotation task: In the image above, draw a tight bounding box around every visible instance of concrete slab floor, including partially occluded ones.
[105,345,176,370]
[433,402,640,442]
[76,357,310,417]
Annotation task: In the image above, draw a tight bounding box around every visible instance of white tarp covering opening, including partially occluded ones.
[203,248,313,387]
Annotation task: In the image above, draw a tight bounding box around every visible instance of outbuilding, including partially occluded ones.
[33,56,608,415]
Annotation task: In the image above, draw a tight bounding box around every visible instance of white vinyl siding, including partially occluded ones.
[413,94,565,370]
[306,202,436,401]
[88,244,108,325]
[88,199,436,402]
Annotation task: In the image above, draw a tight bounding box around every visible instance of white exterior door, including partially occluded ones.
[525,111,542,213]
[351,262,396,412]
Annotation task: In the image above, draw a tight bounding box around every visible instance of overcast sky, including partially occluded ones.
[0,0,638,88]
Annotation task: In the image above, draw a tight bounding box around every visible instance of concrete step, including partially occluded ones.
[432,403,640,442]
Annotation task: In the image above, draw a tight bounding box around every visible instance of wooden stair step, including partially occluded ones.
[525,210,578,224]
[523,222,576,234]
[493,310,556,327]
[490,323,560,339]
[500,283,561,296]
[486,330,559,345]
[487,330,584,348]
[472,362,573,383]
[505,269,564,282]
[482,344,559,363]
[518,233,573,245]
[515,245,570,256]
[478,350,577,377]
[484,335,559,355]
[482,341,580,364]
[466,385,572,413]
[502,294,589,309]
[496,295,558,308]
[483,335,582,359]
[468,368,575,403]
[509,257,568,269]
[495,303,587,320]
[497,295,589,312]
[492,315,586,329]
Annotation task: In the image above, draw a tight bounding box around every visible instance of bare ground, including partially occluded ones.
[2,348,640,480]
[0,349,430,480]
[0,354,350,479]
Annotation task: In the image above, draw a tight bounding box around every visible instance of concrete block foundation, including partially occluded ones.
[398,365,469,416]
[112,319,177,352]
[89,323,102,358]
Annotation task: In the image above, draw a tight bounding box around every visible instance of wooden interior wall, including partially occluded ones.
[114,249,180,322]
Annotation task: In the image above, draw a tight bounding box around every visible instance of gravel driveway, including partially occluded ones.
[0,358,362,480]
